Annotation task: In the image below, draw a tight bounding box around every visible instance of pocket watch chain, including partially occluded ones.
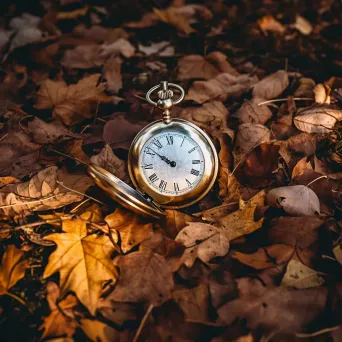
[146,81,185,124]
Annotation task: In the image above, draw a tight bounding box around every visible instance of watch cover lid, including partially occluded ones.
[88,164,165,220]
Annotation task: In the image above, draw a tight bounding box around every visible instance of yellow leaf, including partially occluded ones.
[43,218,119,315]
[0,245,29,295]
[34,74,112,126]
[105,207,153,253]
[217,203,264,241]
[80,319,120,342]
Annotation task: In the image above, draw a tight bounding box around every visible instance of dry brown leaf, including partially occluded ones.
[292,157,313,179]
[314,84,331,104]
[80,319,121,342]
[153,5,213,34]
[179,101,230,131]
[27,117,79,144]
[34,74,112,126]
[233,98,272,125]
[100,38,135,58]
[97,300,137,326]
[67,139,90,164]
[287,132,317,156]
[252,70,289,100]
[177,51,238,80]
[103,57,123,94]
[0,166,93,217]
[43,217,119,315]
[232,244,294,269]
[294,105,342,133]
[175,222,230,268]
[40,282,78,340]
[294,77,315,98]
[233,123,271,161]
[105,207,153,253]
[61,44,105,69]
[173,284,210,321]
[139,41,174,56]
[0,245,29,296]
[90,144,129,183]
[217,167,241,202]
[267,185,320,216]
[125,12,158,29]
[258,15,286,35]
[218,277,328,335]
[293,15,313,35]
[216,192,264,241]
[186,73,258,104]
[108,250,174,305]
[281,259,324,289]
[0,176,18,188]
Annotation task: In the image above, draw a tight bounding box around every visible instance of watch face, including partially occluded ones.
[140,132,205,195]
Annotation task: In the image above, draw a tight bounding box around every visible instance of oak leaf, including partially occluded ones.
[267,185,320,216]
[177,51,238,80]
[40,282,78,339]
[34,74,112,126]
[43,217,119,315]
[90,144,130,183]
[105,207,153,253]
[252,70,289,100]
[175,222,230,268]
[281,260,324,289]
[107,250,174,305]
[0,245,29,296]
[186,73,258,104]
[232,244,294,269]
[0,166,93,217]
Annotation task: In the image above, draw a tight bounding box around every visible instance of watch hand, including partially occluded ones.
[148,148,176,167]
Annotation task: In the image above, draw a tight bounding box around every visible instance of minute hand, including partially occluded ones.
[148,148,171,164]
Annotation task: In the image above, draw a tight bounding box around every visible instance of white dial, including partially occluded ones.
[140,132,205,195]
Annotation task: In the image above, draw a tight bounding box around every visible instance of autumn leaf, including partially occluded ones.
[0,166,93,217]
[90,144,130,183]
[80,319,122,342]
[175,222,230,268]
[177,51,238,80]
[43,217,119,315]
[0,245,29,297]
[103,57,123,94]
[40,282,78,339]
[281,259,324,289]
[186,73,258,104]
[34,74,112,126]
[232,244,294,269]
[258,15,286,35]
[106,250,174,305]
[105,207,153,253]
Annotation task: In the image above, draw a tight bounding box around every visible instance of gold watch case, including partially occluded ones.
[128,118,218,209]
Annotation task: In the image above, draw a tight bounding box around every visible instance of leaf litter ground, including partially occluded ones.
[0,0,341,341]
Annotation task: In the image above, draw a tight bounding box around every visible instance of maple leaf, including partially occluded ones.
[40,282,78,339]
[34,74,112,126]
[105,207,153,253]
[107,250,174,305]
[43,217,119,315]
[177,51,238,80]
[0,245,29,297]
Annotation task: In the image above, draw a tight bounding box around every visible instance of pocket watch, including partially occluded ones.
[88,81,218,219]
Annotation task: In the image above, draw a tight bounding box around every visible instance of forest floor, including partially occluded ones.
[0,0,341,341]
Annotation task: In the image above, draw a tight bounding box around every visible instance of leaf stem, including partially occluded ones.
[257,97,314,106]
[5,291,28,308]
[133,304,154,342]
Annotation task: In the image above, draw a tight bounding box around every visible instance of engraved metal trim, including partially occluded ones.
[128,119,218,209]
[87,164,165,220]
[146,82,185,107]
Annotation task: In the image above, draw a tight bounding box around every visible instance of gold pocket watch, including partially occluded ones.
[88,81,218,219]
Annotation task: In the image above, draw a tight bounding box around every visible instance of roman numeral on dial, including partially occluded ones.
[192,160,200,164]
[153,140,162,149]
[174,183,179,192]
[188,147,196,154]
[142,164,153,169]
[159,180,167,191]
[149,173,159,182]
[186,179,192,187]
[166,136,173,145]
[190,169,200,176]
[145,149,155,155]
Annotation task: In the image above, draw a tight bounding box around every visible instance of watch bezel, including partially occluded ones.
[128,119,218,209]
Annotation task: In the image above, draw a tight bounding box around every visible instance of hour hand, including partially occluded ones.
[147,148,176,167]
